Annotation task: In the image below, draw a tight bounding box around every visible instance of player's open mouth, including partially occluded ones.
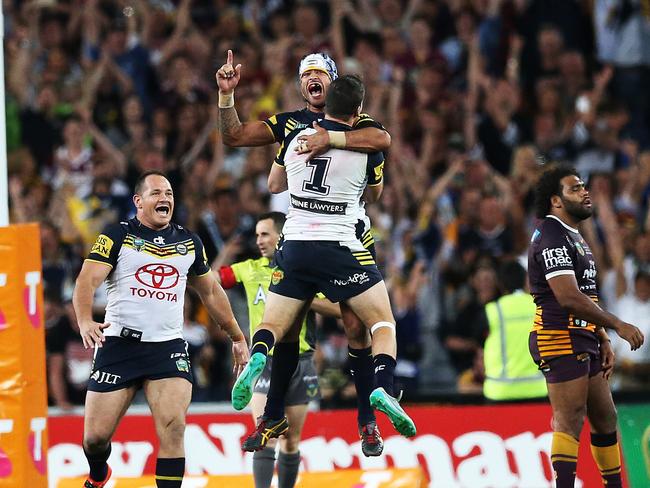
[155,204,170,216]
[308,82,323,96]
[584,199,592,207]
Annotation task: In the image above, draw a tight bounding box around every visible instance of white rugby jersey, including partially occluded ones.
[86,218,210,341]
[275,119,384,242]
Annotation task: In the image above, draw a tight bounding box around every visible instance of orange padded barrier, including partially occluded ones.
[0,224,48,487]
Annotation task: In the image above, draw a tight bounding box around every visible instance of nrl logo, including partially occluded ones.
[134,238,145,252]
[176,358,190,373]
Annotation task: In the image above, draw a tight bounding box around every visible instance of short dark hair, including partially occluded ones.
[533,165,580,218]
[325,74,365,119]
[499,260,527,293]
[135,170,169,195]
[257,212,286,233]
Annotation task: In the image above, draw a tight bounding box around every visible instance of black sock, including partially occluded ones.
[264,342,299,419]
[278,450,301,488]
[251,329,275,357]
[155,457,185,488]
[253,446,276,488]
[84,444,111,482]
[373,354,396,396]
[349,346,376,425]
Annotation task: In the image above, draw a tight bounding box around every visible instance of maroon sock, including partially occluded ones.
[551,432,579,488]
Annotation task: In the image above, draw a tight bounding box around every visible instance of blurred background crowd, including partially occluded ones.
[4,0,650,409]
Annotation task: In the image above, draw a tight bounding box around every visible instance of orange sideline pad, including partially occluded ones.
[57,468,426,487]
[0,223,48,488]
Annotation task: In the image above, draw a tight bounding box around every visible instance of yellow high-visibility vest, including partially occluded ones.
[483,291,547,401]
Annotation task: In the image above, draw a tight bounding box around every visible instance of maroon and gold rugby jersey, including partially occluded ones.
[528,215,599,359]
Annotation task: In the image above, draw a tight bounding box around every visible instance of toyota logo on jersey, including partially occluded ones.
[135,264,180,289]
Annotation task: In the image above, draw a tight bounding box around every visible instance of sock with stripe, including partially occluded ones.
[373,354,396,397]
[551,432,579,488]
[251,329,275,357]
[278,450,301,488]
[264,342,299,420]
[590,431,622,487]
[84,443,111,482]
[253,446,276,488]
[155,457,184,488]
[348,346,376,425]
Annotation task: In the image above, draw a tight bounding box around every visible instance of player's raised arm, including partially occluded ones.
[216,49,276,147]
[73,260,112,349]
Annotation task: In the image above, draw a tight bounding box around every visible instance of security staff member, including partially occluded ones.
[483,260,547,401]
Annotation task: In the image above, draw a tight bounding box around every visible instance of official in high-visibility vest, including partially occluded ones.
[483,261,547,401]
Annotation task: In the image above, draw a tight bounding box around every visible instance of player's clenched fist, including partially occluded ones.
[215,49,242,93]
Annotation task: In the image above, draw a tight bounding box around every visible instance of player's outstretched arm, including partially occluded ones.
[189,272,249,374]
[548,274,645,350]
[345,126,391,152]
[216,49,275,147]
[296,122,391,159]
[72,260,112,349]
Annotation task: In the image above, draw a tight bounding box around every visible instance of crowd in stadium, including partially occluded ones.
[4,0,650,409]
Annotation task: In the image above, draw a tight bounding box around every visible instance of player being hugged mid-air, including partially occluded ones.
[216,49,387,456]
[528,166,644,488]
[230,75,416,454]
[73,171,249,488]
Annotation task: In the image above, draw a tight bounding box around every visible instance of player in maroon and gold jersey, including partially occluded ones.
[528,166,644,488]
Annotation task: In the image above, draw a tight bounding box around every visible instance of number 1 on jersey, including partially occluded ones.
[303,157,331,195]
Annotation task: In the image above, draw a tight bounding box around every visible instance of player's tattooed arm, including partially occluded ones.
[216,49,275,147]
[218,105,276,147]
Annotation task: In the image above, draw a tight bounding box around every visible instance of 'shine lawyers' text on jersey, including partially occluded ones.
[86,218,210,342]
